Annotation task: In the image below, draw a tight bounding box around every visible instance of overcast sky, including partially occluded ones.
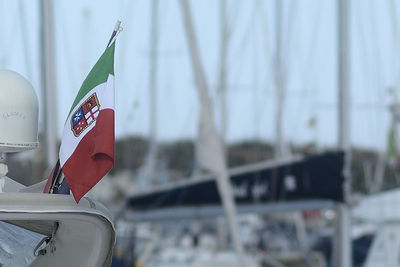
[0,0,399,152]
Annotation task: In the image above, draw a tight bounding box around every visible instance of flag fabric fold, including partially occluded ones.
[59,42,116,202]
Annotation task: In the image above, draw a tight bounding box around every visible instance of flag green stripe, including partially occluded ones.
[68,42,115,115]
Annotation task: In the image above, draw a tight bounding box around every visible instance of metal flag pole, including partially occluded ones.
[107,20,122,48]
[40,0,58,169]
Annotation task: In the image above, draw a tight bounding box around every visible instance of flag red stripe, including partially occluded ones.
[62,109,114,202]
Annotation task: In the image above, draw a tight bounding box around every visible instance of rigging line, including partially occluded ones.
[301,2,323,117]
[300,0,323,93]
[157,0,170,44]
[254,33,271,147]
[290,2,323,143]
[229,0,257,63]
[117,0,137,78]
[57,1,78,100]
[356,0,379,145]
[131,2,162,128]
[128,65,153,135]
[18,0,33,80]
[161,65,179,137]
[355,4,372,97]
[178,98,196,144]
[281,0,297,78]
[128,56,152,125]
[369,0,388,147]
[229,0,258,82]
[389,0,400,55]
[252,13,261,141]
[124,42,150,127]
[258,0,277,94]
[369,1,384,100]
[217,0,230,144]
[226,0,241,41]
[117,0,138,127]
[257,0,277,143]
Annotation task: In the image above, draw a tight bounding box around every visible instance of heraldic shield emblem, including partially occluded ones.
[71,93,101,137]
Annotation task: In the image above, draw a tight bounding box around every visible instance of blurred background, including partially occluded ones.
[3,0,400,266]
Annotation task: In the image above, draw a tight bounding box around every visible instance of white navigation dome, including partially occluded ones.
[0,70,39,152]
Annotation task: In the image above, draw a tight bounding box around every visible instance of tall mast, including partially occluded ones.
[338,2,350,151]
[150,0,159,150]
[334,0,351,266]
[18,0,33,80]
[219,0,228,149]
[274,0,287,159]
[148,0,159,184]
[40,0,58,169]
[139,0,159,189]
[180,0,244,261]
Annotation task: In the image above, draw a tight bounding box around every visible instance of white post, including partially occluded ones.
[40,0,58,169]
[334,0,351,266]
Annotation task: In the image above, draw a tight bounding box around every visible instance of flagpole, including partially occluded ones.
[107,20,122,48]
[40,0,58,169]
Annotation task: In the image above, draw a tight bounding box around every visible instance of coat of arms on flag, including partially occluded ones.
[71,93,100,137]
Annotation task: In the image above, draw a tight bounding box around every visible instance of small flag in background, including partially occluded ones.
[58,28,119,203]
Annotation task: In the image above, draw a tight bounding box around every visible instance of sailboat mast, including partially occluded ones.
[150,0,159,149]
[274,0,286,159]
[338,2,350,151]
[334,0,351,266]
[179,0,244,261]
[139,0,159,189]
[219,0,228,148]
[148,0,159,184]
[40,0,58,169]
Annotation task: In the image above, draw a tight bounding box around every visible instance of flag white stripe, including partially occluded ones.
[59,75,114,167]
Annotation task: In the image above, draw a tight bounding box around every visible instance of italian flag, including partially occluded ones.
[59,42,115,203]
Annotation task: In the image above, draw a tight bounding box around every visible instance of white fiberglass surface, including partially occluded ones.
[0,221,45,267]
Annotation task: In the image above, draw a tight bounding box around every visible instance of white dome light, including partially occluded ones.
[0,70,39,152]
